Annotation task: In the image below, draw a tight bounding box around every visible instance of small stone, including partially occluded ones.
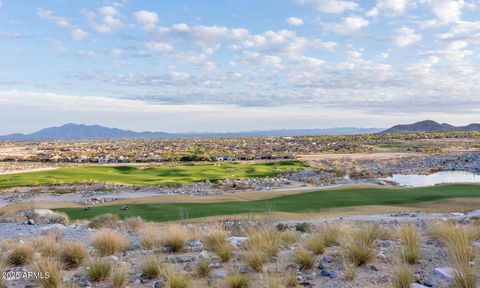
[78,278,91,288]
[152,280,165,288]
[199,250,208,258]
[423,279,434,287]
[318,263,327,270]
[370,265,379,271]
[27,219,35,225]
[322,256,333,263]
[320,270,331,277]
[188,239,202,247]
[329,271,337,278]
[239,267,251,274]
[212,269,227,279]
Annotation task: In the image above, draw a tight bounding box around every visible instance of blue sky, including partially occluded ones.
[1,0,480,134]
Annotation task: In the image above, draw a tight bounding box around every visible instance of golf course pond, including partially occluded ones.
[381,171,480,187]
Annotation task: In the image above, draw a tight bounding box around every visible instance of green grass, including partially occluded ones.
[0,161,305,189]
[55,184,480,222]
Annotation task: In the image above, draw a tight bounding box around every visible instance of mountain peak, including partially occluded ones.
[382,120,479,134]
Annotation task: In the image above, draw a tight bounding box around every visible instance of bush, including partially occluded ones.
[141,256,161,279]
[195,260,212,278]
[204,226,228,251]
[32,236,60,258]
[60,242,87,269]
[225,272,249,288]
[5,245,33,266]
[87,258,112,282]
[295,222,311,233]
[280,230,298,245]
[293,248,314,270]
[319,224,341,247]
[215,242,233,262]
[88,213,120,229]
[284,269,298,287]
[343,263,357,281]
[90,229,129,256]
[245,227,280,258]
[276,223,289,231]
[35,258,62,288]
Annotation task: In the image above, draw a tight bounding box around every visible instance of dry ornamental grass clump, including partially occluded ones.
[162,224,187,253]
[90,229,129,256]
[34,258,63,288]
[5,244,34,266]
[88,213,120,229]
[138,224,163,249]
[87,258,112,282]
[204,226,233,262]
[293,248,314,270]
[342,223,385,266]
[111,264,128,288]
[305,233,326,255]
[195,260,212,278]
[225,272,249,288]
[392,264,414,288]
[397,223,421,264]
[163,264,191,288]
[60,242,87,269]
[141,255,161,279]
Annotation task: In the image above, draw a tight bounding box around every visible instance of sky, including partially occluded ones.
[1,0,480,134]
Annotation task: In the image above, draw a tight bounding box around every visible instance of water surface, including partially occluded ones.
[380,171,480,187]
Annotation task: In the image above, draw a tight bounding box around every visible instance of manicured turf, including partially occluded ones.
[55,184,480,222]
[0,161,305,189]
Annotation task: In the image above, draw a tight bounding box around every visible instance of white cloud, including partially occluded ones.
[287,17,304,26]
[37,8,88,41]
[366,0,409,17]
[145,41,174,53]
[295,0,358,14]
[321,16,369,33]
[110,48,124,56]
[392,26,422,47]
[429,0,465,24]
[82,6,123,34]
[133,10,159,29]
[70,28,88,41]
[447,40,468,51]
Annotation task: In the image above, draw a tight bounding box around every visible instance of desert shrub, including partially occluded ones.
[87,258,111,282]
[451,261,477,288]
[35,258,62,288]
[276,223,289,231]
[305,233,326,255]
[162,224,187,253]
[295,222,311,233]
[5,244,34,266]
[432,222,475,262]
[225,272,249,288]
[90,229,128,256]
[392,264,414,288]
[293,248,314,270]
[111,264,128,288]
[141,256,161,279]
[195,260,212,278]
[88,213,120,229]
[60,242,86,269]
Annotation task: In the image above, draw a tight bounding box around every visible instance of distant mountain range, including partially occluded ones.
[381,120,480,134]
[0,123,383,141]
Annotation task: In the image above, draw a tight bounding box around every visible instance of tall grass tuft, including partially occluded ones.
[111,264,128,288]
[141,255,161,279]
[397,223,420,264]
[163,264,190,288]
[88,213,120,229]
[392,264,414,288]
[6,244,34,266]
[293,248,314,270]
[195,260,212,278]
[35,258,63,288]
[225,272,249,288]
[305,233,326,255]
[87,258,112,282]
[162,224,187,253]
[90,229,129,256]
[60,242,87,269]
